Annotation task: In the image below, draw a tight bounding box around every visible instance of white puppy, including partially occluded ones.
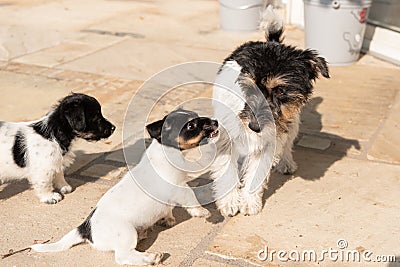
[0,93,115,204]
[31,109,219,265]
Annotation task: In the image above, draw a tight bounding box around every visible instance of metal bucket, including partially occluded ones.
[304,0,372,65]
[219,0,264,32]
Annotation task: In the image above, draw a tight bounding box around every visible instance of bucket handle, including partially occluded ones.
[219,2,263,10]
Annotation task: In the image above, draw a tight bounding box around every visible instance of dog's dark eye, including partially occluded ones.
[186,122,196,130]
[274,86,285,95]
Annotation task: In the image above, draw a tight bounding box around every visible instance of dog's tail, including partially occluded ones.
[31,208,95,252]
[30,228,84,252]
[259,5,284,42]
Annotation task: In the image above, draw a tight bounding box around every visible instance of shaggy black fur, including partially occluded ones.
[31,93,115,154]
[12,130,27,168]
[77,208,97,243]
[221,28,329,133]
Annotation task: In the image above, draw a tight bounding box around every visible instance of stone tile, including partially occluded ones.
[137,207,218,267]
[87,0,261,52]
[105,140,147,168]
[13,42,106,67]
[58,38,228,81]
[192,258,236,267]
[72,32,126,47]
[0,0,145,60]
[297,135,331,150]
[357,53,400,69]
[327,137,363,157]
[105,149,126,164]
[0,70,84,121]
[80,164,126,180]
[1,62,50,75]
[208,151,400,266]
[0,25,69,61]
[300,66,400,142]
[368,93,400,164]
[65,150,102,175]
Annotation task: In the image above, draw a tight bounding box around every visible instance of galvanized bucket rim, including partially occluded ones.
[219,0,264,10]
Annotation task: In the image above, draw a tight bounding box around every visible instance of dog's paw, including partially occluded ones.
[216,188,241,217]
[275,158,297,175]
[218,202,240,217]
[59,185,73,194]
[150,252,163,265]
[40,192,63,204]
[115,251,163,265]
[157,216,176,227]
[186,206,211,218]
[240,193,263,216]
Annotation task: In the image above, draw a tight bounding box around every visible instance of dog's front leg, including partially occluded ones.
[240,149,273,216]
[275,116,299,175]
[176,187,211,218]
[186,205,210,218]
[53,171,73,195]
[210,152,241,217]
[30,172,63,204]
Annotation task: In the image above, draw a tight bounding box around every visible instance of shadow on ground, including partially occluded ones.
[264,96,361,201]
[387,256,400,267]
[0,181,31,200]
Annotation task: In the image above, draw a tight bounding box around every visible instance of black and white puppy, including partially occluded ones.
[211,6,330,216]
[31,109,219,266]
[0,93,115,204]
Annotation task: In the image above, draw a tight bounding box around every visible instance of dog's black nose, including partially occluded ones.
[111,124,116,133]
[211,120,218,128]
[248,122,261,133]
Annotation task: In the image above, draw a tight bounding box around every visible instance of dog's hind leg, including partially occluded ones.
[157,208,176,227]
[30,172,63,204]
[114,227,163,265]
[53,171,73,194]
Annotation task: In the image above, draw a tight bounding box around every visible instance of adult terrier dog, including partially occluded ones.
[0,93,115,204]
[31,109,219,265]
[211,6,329,216]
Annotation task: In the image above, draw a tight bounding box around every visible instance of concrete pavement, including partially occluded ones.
[1,0,400,266]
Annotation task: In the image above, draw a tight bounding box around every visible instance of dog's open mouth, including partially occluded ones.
[208,130,219,138]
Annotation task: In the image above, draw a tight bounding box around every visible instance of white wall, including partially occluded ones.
[283,0,304,27]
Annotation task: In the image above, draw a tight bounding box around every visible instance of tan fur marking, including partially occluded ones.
[177,134,204,150]
[281,104,300,121]
[276,104,301,136]
[263,76,286,89]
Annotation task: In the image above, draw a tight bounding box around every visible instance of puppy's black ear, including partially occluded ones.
[303,49,330,79]
[146,119,164,141]
[65,103,86,132]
